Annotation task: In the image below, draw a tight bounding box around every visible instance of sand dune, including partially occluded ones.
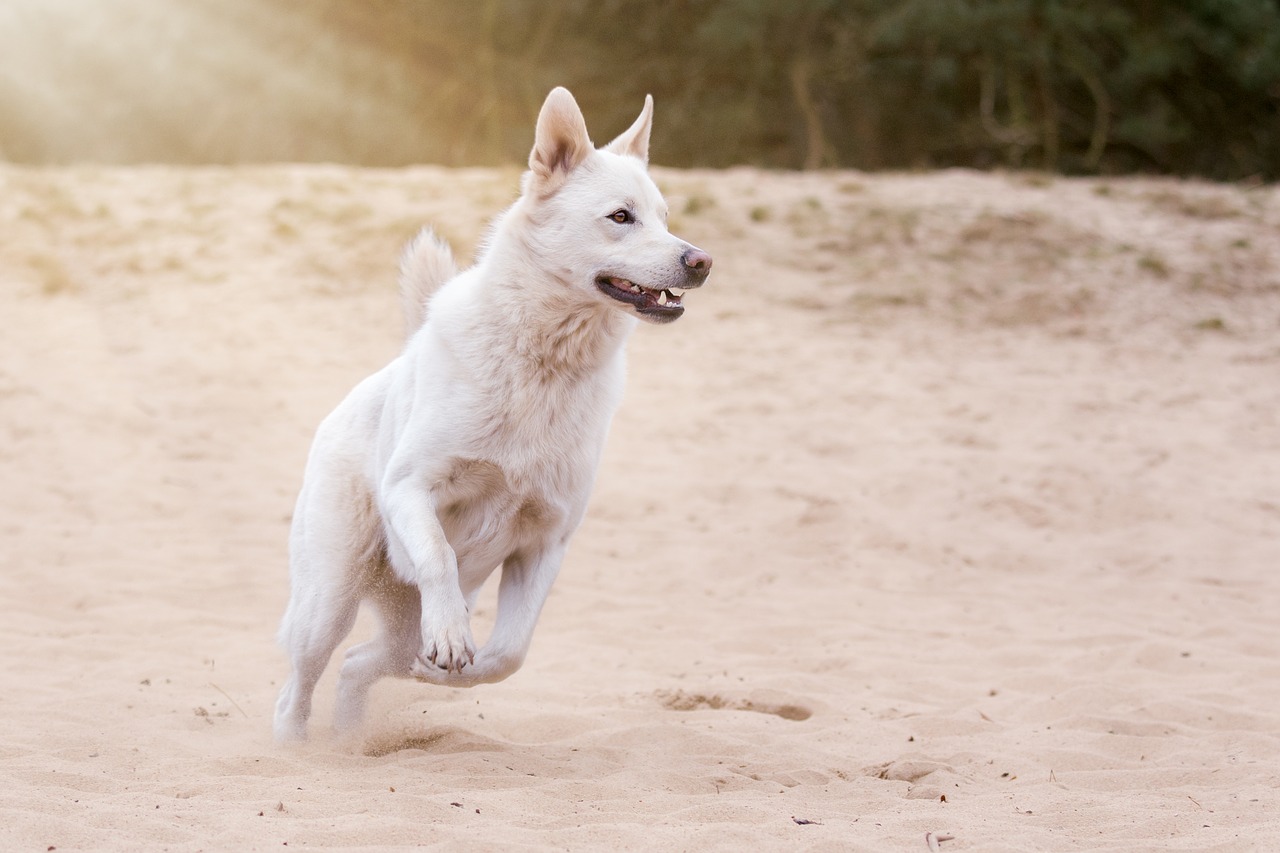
[1,164,1278,850]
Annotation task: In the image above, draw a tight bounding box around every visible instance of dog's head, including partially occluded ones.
[521,87,712,324]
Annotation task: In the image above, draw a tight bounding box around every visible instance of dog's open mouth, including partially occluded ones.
[595,276,685,321]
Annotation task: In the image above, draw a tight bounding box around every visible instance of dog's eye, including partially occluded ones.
[608,209,633,224]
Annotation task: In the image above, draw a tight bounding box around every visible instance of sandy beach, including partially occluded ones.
[1,164,1278,851]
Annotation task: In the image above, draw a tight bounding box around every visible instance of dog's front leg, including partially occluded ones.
[381,474,476,674]
[412,543,564,687]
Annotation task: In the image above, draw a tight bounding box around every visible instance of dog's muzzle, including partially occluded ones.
[595,247,712,324]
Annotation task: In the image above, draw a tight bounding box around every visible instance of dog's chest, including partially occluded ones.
[433,457,567,566]
[421,347,620,569]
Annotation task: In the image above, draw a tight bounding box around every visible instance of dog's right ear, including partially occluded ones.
[529,87,593,188]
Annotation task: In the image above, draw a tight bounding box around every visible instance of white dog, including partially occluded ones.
[274,87,712,741]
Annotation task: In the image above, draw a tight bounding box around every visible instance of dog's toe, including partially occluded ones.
[418,627,476,677]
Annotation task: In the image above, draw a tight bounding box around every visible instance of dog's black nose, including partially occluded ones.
[683,248,712,276]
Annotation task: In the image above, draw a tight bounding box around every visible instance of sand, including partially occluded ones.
[1,164,1278,851]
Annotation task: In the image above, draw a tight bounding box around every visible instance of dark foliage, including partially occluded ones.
[404,0,1280,179]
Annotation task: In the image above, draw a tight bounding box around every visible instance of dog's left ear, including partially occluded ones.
[604,94,654,164]
[530,87,594,186]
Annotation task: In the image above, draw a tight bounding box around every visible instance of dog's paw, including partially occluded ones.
[410,657,472,686]
[416,622,476,676]
[410,647,521,688]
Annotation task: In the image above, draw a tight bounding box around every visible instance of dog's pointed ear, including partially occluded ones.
[529,87,593,184]
[604,94,654,163]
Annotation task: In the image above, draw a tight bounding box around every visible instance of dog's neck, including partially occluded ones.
[453,199,636,383]
[475,248,635,385]
[504,284,632,383]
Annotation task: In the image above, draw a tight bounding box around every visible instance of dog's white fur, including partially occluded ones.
[274,87,712,741]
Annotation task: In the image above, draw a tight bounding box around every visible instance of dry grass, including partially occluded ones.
[1142,187,1244,220]
[3,164,1276,343]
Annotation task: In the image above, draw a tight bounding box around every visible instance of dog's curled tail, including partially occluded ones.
[398,227,459,338]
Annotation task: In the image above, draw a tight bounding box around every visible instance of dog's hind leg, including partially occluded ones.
[274,583,361,742]
[274,481,375,742]
[332,572,422,733]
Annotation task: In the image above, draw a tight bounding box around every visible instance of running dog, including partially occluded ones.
[274,87,712,741]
